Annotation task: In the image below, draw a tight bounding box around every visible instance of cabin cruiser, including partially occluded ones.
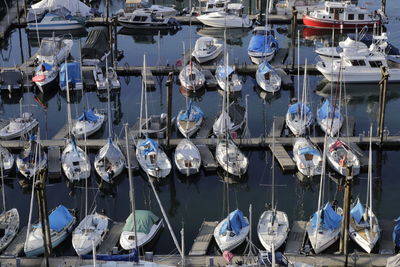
[192,37,223,64]
[123,0,177,17]
[27,12,85,31]
[32,62,58,92]
[118,10,180,30]
[202,0,230,13]
[35,37,73,65]
[197,3,253,28]
[248,26,279,64]
[316,37,368,62]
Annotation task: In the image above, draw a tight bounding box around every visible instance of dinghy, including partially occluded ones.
[24,205,76,257]
[248,26,279,64]
[0,145,15,176]
[174,139,201,176]
[192,37,223,64]
[72,213,109,256]
[120,210,163,250]
[0,113,38,140]
[285,101,313,136]
[326,137,360,176]
[61,136,91,181]
[32,62,58,92]
[16,137,47,179]
[0,208,19,253]
[256,61,281,93]
[176,102,204,138]
[214,209,250,251]
[94,137,126,183]
[72,109,105,138]
[293,137,322,177]
[136,138,171,178]
[317,99,343,137]
[215,139,248,176]
[179,63,205,92]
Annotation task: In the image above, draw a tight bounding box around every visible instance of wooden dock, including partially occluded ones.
[196,118,213,139]
[284,220,307,255]
[197,145,217,172]
[121,144,139,171]
[189,221,218,256]
[97,221,124,254]
[47,146,61,179]
[142,68,155,89]
[2,226,27,257]
[379,219,396,255]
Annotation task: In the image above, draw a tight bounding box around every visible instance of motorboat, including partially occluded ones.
[214,209,250,251]
[192,37,223,64]
[0,209,19,253]
[306,202,342,254]
[248,26,279,64]
[35,37,73,66]
[94,137,126,183]
[202,0,230,14]
[174,138,201,176]
[136,138,171,178]
[72,213,109,256]
[93,65,121,90]
[285,101,313,136]
[316,50,400,83]
[178,63,205,92]
[215,139,248,176]
[123,0,177,17]
[197,3,253,28]
[0,112,38,140]
[256,61,281,93]
[258,208,289,251]
[16,137,47,179]
[326,137,360,176]
[215,62,242,92]
[0,145,15,176]
[316,37,368,62]
[118,10,181,30]
[61,136,91,181]
[303,1,386,29]
[27,13,85,31]
[24,205,76,257]
[176,102,204,138]
[32,62,58,93]
[293,137,322,177]
[72,109,105,138]
[59,61,83,91]
[120,210,163,250]
[316,99,343,136]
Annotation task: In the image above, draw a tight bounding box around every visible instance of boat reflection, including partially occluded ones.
[196,26,251,46]
[118,27,180,44]
[27,28,87,47]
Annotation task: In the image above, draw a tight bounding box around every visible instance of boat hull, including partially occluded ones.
[27,22,84,31]
[303,15,380,29]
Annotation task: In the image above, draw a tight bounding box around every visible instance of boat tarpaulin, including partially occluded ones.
[248,35,278,53]
[219,209,248,236]
[318,99,340,120]
[213,110,234,134]
[393,217,400,247]
[312,202,342,230]
[216,64,234,79]
[299,146,319,156]
[139,138,159,155]
[81,249,139,262]
[78,109,99,123]
[288,102,311,115]
[47,205,73,231]
[31,0,92,16]
[82,27,109,60]
[258,61,273,74]
[350,199,365,224]
[122,210,159,235]
[178,102,203,122]
[59,62,81,88]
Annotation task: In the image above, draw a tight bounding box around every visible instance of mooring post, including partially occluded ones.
[342,166,353,266]
[113,16,118,67]
[381,0,386,14]
[16,0,20,25]
[290,7,298,72]
[378,66,389,144]
[23,0,27,20]
[166,72,173,148]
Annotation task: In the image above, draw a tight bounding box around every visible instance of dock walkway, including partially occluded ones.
[97,221,124,254]
[379,219,395,255]
[284,220,307,255]
[2,225,27,257]
[189,221,218,256]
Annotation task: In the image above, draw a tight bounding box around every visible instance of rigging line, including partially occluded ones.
[0,154,5,212]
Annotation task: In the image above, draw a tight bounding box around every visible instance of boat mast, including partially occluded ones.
[65,57,72,137]
[144,54,149,136]
[315,131,328,239]
[271,120,275,210]
[367,124,373,227]
[297,29,300,101]
[105,52,112,138]
[0,154,5,213]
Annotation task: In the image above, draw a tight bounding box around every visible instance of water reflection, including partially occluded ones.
[196,27,251,46]
[26,28,88,47]
[118,27,180,44]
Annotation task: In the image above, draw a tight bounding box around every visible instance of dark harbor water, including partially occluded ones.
[0,0,399,257]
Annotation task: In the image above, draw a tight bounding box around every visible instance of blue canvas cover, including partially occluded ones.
[393,217,400,247]
[318,99,340,120]
[217,64,234,79]
[219,209,248,236]
[248,35,279,54]
[178,101,204,122]
[33,205,73,232]
[299,147,320,156]
[78,108,99,123]
[139,138,159,156]
[288,102,311,115]
[59,62,82,88]
[258,61,273,74]
[311,202,342,230]
[82,249,139,262]
[350,200,365,224]
[35,62,52,72]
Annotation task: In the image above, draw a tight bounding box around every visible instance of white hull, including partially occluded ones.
[215,139,248,176]
[192,41,223,64]
[94,141,126,183]
[136,140,171,178]
[293,137,322,177]
[257,210,289,251]
[285,111,313,136]
[317,117,343,137]
[16,152,47,179]
[214,216,250,251]
[0,116,38,140]
[0,145,15,174]
[72,112,105,138]
[349,207,380,253]
[61,141,91,181]
[197,13,252,28]
[249,52,275,65]
[326,137,360,176]
[176,110,203,138]
[178,65,205,91]
[174,139,201,176]
[120,219,163,250]
[27,22,84,31]
[256,68,281,93]
[0,209,19,253]
[306,219,340,254]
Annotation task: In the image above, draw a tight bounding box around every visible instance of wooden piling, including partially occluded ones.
[16,0,20,25]
[166,72,173,148]
[290,7,298,72]
[378,66,389,143]
[339,167,352,265]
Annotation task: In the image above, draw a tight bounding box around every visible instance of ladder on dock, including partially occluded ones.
[284,221,307,255]
[189,221,218,256]
[97,221,124,254]
[2,225,27,256]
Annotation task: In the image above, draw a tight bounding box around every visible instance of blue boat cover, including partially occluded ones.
[216,64,234,79]
[139,138,159,156]
[248,35,279,54]
[219,209,248,236]
[81,249,139,262]
[178,101,204,122]
[393,217,400,247]
[288,102,311,115]
[311,202,342,230]
[34,205,73,232]
[299,146,320,156]
[318,99,340,120]
[78,108,99,123]
[258,61,273,74]
[35,62,52,72]
[59,62,82,88]
[350,200,365,224]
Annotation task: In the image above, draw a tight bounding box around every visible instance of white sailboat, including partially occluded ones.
[176,101,204,138]
[0,145,14,176]
[293,137,322,177]
[72,108,105,138]
[0,112,38,140]
[326,137,360,176]
[316,99,343,137]
[16,136,47,179]
[174,138,201,176]
[258,122,289,251]
[215,56,242,92]
[215,139,248,176]
[349,125,380,253]
[256,61,281,93]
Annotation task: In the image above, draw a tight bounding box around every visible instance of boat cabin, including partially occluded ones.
[314,1,372,22]
[226,3,245,16]
[206,0,229,12]
[253,26,275,37]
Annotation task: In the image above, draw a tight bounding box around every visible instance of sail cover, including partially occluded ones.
[299,146,319,156]
[213,110,234,135]
[393,217,400,247]
[139,138,159,155]
[59,62,82,88]
[78,109,99,123]
[312,202,342,230]
[98,138,123,163]
[31,0,92,16]
[248,35,278,53]
[350,200,365,224]
[219,209,248,236]
[49,205,73,232]
[288,102,311,115]
[122,210,159,235]
[178,102,203,122]
[318,99,340,120]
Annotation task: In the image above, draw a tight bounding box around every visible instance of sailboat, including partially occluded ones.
[32,62,58,92]
[293,137,323,177]
[349,125,380,253]
[215,139,248,176]
[72,108,105,138]
[174,138,201,176]
[215,57,242,92]
[24,205,76,257]
[256,61,281,93]
[0,145,15,176]
[0,112,38,140]
[136,55,171,178]
[213,209,250,251]
[317,99,343,137]
[257,122,289,251]
[16,136,47,179]
[306,133,342,254]
[176,101,204,138]
[326,137,360,176]
[248,24,278,64]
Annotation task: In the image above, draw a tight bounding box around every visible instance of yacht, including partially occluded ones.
[118,10,180,30]
[123,0,177,17]
[27,13,85,31]
[197,3,253,28]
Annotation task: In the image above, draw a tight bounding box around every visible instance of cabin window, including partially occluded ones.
[326,7,329,12]
[348,14,354,20]
[323,16,325,19]
[350,60,366,66]
[132,16,142,21]
[51,16,64,21]
[207,4,213,8]
[369,61,383,68]
[216,3,224,8]
[358,14,364,20]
